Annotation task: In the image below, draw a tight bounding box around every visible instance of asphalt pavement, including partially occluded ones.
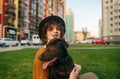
[0,45,120,52]
[0,45,41,52]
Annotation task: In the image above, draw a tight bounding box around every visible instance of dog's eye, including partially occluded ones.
[49,46,55,50]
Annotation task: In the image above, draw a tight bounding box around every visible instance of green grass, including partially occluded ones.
[0,44,120,79]
[68,49,120,79]
[0,49,38,79]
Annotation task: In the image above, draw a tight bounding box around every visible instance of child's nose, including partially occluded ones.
[53,29,58,33]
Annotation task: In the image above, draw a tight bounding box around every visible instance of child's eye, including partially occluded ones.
[48,27,53,31]
[56,27,60,30]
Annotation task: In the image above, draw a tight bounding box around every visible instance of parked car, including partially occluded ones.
[92,38,109,45]
[79,40,88,43]
[79,37,95,44]
[80,38,93,44]
[32,34,42,45]
[20,39,33,46]
[0,38,19,47]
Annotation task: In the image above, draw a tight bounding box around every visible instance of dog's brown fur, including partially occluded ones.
[39,38,75,79]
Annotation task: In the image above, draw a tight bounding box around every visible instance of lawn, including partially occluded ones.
[68,49,120,79]
[0,44,120,79]
[0,49,38,79]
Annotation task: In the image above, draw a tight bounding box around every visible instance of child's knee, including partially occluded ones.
[79,72,99,79]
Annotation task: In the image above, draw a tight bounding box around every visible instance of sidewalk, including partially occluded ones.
[0,45,41,52]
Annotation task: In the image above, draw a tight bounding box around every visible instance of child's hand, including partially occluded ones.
[69,64,81,79]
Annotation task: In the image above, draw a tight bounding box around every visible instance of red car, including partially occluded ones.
[92,39,109,45]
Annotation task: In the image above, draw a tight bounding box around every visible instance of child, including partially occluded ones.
[33,15,81,79]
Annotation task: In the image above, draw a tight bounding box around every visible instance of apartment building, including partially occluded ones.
[18,0,31,41]
[1,0,17,40]
[45,0,65,18]
[65,9,74,43]
[102,0,120,43]
[0,1,3,38]
[0,0,65,41]
[29,0,45,39]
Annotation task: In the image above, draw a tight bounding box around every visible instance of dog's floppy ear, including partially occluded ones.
[60,38,69,48]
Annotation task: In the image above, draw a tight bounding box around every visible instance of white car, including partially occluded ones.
[32,34,42,45]
[79,40,88,43]
[20,39,33,46]
[0,38,19,47]
[79,38,94,44]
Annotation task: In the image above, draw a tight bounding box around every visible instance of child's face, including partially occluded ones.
[46,25,61,43]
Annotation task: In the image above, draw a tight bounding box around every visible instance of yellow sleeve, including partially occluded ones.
[33,47,48,79]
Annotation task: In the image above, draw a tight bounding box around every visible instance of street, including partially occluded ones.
[0,45,41,52]
[1,45,120,52]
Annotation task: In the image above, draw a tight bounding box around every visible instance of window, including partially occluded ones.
[110,5,113,8]
[24,0,29,5]
[110,11,113,14]
[110,18,113,21]
[110,24,113,27]
[110,0,113,3]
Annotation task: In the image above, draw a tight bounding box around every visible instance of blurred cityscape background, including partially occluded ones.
[0,0,120,44]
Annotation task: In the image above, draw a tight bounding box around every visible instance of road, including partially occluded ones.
[0,45,41,52]
[69,47,120,49]
[0,45,120,52]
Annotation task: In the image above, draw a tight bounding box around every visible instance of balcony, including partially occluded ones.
[5,20,14,27]
[18,12,24,19]
[4,13,15,27]
[5,0,16,9]
[6,8,16,16]
[5,14,15,20]
[5,11,16,17]
[18,1,26,10]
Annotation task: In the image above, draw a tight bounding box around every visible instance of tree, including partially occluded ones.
[82,27,88,40]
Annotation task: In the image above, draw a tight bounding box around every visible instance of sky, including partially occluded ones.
[66,0,102,37]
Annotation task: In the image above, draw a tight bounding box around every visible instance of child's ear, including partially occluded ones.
[61,38,69,48]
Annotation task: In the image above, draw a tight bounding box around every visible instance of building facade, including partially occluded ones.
[1,0,17,40]
[74,31,91,43]
[0,0,3,38]
[102,0,120,43]
[65,9,74,43]
[0,0,65,41]
[45,0,65,18]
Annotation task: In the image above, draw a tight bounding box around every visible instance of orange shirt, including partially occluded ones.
[33,46,48,79]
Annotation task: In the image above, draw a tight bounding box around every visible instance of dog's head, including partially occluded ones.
[39,38,69,69]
